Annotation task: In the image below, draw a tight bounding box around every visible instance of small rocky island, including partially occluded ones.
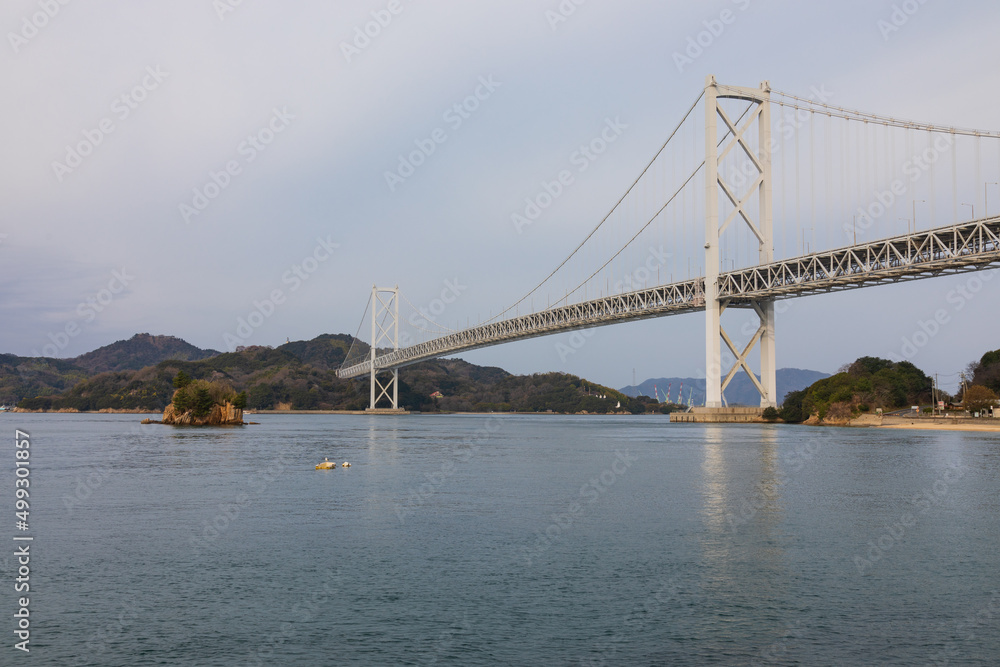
[142,372,247,426]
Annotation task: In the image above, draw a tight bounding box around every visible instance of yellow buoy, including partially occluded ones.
[315,458,337,470]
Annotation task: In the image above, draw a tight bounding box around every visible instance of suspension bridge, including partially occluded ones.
[338,75,1000,415]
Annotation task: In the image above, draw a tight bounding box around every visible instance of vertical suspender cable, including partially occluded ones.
[795,108,801,253]
[825,113,832,251]
[810,112,816,252]
[975,135,982,216]
[928,130,936,227]
[952,132,959,221]
[840,116,848,245]
[884,123,891,228]
[855,120,862,232]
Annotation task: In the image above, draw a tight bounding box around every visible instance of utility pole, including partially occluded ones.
[934,373,939,416]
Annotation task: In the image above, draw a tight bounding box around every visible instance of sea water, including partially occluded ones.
[7,413,1000,665]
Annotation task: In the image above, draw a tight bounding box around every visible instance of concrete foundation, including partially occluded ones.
[670,407,764,423]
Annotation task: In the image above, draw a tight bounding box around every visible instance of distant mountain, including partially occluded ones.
[620,368,831,406]
[73,333,219,374]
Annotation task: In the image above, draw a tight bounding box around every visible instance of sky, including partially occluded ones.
[2,0,999,394]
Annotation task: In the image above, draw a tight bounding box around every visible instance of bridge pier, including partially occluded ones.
[671,407,765,423]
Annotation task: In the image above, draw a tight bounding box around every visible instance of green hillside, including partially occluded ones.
[969,348,1000,394]
[14,334,671,415]
[0,355,90,406]
[0,333,220,405]
[779,356,933,423]
[73,333,219,373]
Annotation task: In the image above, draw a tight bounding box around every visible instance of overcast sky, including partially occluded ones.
[2,0,998,393]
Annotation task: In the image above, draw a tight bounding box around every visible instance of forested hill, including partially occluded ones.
[778,356,934,423]
[1,333,219,405]
[14,333,669,415]
[73,333,219,373]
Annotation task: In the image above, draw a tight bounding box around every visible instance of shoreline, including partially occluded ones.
[7,409,998,430]
[8,408,669,417]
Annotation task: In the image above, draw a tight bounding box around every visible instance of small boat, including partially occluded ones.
[342,462,351,468]
[315,458,337,470]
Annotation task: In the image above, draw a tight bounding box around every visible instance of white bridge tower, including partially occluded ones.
[704,75,777,409]
[368,285,401,411]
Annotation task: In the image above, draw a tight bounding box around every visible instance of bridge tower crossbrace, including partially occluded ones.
[704,75,777,408]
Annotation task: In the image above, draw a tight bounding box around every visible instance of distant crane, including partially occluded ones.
[665,383,672,404]
[687,387,694,408]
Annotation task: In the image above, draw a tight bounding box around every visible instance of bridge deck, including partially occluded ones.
[338,217,1000,379]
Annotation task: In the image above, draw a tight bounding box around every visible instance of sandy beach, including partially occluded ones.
[879,417,1000,433]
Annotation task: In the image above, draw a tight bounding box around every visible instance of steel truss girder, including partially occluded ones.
[338,216,1000,382]
[717,217,1000,302]
[339,280,705,378]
